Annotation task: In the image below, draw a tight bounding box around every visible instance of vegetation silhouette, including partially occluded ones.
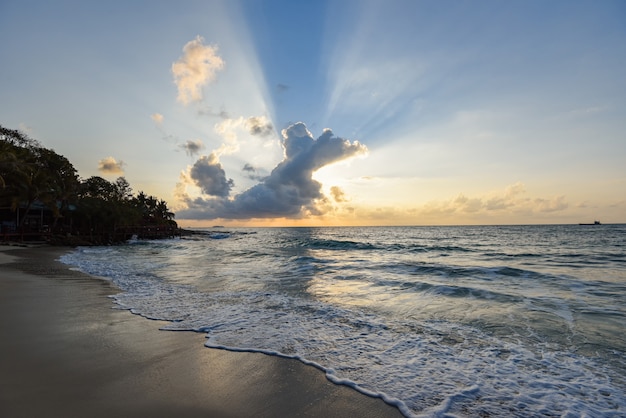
[1,125,179,244]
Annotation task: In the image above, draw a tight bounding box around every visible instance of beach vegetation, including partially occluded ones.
[1,124,178,244]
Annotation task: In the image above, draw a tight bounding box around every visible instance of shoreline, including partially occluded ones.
[0,245,403,418]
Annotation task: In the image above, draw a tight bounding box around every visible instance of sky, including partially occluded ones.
[1,0,625,227]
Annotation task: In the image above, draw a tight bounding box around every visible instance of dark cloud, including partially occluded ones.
[178,122,367,219]
[245,116,273,137]
[242,163,267,181]
[197,106,230,119]
[189,152,233,197]
[180,139,205,157]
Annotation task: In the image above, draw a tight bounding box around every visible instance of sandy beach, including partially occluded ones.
[0,245,403,418]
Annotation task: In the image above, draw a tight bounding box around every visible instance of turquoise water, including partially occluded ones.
[61,225,626,417]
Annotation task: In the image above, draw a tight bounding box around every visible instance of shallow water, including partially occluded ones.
[61,225,626,417]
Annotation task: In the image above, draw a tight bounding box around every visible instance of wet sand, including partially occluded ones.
[0,245,403,418]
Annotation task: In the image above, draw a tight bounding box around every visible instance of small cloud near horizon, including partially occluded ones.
[98,156,125,175]
[416,182,569,218]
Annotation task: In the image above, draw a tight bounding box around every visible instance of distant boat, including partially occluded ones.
[579,220,602,225]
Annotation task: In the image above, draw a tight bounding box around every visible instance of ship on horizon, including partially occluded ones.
[579,220,602,225]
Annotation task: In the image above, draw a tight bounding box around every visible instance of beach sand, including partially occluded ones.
[0,245,403,418]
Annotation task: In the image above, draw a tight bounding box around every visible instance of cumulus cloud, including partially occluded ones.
[98,156,124,174]
[177,122,368,219]
[172,36,224,105]
[188,152,233,197]
[180,139,205,157]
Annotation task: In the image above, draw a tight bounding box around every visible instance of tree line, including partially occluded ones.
[1,125,179,244]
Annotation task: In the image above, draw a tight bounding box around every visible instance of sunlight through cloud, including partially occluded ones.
[176,122,367,220]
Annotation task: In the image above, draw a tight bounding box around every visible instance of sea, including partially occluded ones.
[60,224,626,417]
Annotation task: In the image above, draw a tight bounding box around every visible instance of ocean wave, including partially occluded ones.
[59,225,626,417]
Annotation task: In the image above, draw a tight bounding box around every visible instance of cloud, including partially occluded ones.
[172,36,224,105]
[98,156,124,174]
[177,122,368,219]
[180,139,205,157]
[149,112,180,145]
[213,118,243,155]
[533,195,568,213]
[244,116,274,137]
[197,106,230,119]
[188,152,233,197]
[242,163,267,181]
[335,182,572,226]
[330,186,348,202]
[213,115,274,156]
[150,113,164,125]
[415,182,568,220]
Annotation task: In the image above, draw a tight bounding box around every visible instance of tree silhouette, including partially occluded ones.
[1,124,178,243]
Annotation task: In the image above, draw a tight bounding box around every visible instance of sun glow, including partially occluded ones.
[2,1,624,227]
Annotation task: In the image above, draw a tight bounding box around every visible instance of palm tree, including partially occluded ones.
[156,199,175,224]
[1,124,178,242]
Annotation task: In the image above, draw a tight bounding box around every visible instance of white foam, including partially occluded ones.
[58,233,626,417]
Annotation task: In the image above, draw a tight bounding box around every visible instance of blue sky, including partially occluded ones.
[1,0,625,226]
